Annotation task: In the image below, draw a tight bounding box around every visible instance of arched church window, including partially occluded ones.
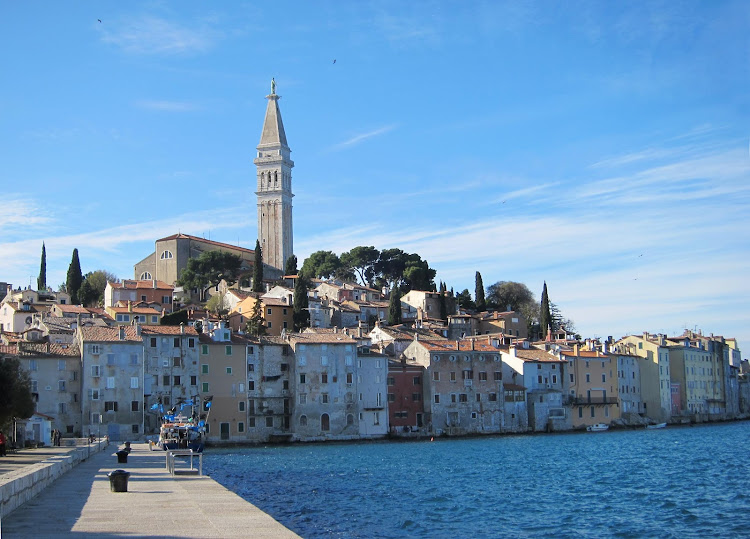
[160,250,173,260]
[140,272,152,280]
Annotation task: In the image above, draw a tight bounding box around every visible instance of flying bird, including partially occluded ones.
[98,19,102,23]
[333,59,336,64]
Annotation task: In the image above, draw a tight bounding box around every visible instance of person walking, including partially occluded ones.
[0,430,7,457]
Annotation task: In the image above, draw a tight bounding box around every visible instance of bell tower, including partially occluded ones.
[254,78,294,274]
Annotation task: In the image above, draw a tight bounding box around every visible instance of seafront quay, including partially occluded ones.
[1,443,299,538]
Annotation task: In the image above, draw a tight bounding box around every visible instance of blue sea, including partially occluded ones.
[203,422,750,538]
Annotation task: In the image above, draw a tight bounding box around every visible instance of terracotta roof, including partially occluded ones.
[17,342,80,357]
[417,339,505,353]
[561,350,608,358]
[140,325,199,336]
[80,326,143,343]
[156,233,255,255]
[262,298,291,307]
[54,304,93,314]
[110,307,161,314]
[110,279,173,290]
[512,348,564,363]
[373,325,445,341]
[288,332,357,345]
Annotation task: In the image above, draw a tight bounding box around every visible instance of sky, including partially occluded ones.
[1,1,748,355]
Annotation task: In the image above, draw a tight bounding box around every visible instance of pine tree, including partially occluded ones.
[293,273,310,331]
[66,248,83,304]
[475,271,486,312]
[252,240,264,293]
[540,281,552,339]
[37,243,47,291]
[388,287,402,326]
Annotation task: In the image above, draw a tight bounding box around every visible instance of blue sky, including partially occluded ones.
[1,1,748,354]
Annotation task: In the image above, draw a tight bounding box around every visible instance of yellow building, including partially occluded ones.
[228,295,293,336]
[617,333,672,422]
[563,346,620,428]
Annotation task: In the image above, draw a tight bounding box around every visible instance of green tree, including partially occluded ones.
[245,299,267,337]
[160,310,189,326]
[300,251,344,280]
[540,281,552,339]
[78,270,118,307]
[475,272,486,312]
[293,273,310,330]
[387,287,402,326]
[340,246,379,287]
[205,294,230,317]
[375,249,436,292]
[284,254,298,276]
[456,289,475,310]
[66,248,83,304]
[176,250,243,299]
[37,243,46,291]
[252,240,264,293]
[0,357,35,428]
[486,281,535,312]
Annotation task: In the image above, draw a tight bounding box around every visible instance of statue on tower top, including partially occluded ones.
[271,78,276,95]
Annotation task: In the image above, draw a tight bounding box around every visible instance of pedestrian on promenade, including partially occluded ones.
[0,430,7,456]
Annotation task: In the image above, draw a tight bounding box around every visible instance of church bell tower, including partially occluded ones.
[254,78,294,274]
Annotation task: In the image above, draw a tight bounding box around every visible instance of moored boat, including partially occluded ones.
[646,422,667,429]
[586,423,609,432]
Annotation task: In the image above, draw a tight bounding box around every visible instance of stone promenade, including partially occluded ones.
[1,443,299,538]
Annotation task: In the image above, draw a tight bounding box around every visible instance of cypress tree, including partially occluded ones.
[284,254,298,276]
[540,281,552,339]
[252,239,264,293]
[439,281,447,320]
[388,287,402,326]
[475,271,486,312]
[66,248,83,304]
[293,272,310,331]
[37,243,47,291]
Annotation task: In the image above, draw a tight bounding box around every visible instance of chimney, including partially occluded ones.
[180,322,185,335]
[509,344,517,357]
[152,279,157,289]
[118,326,126,340]
[135,322,142,336]
[573,344,580,356]
[128,300,133,313]
[471,339,474,351]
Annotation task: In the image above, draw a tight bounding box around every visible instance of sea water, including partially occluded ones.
[203,422,750,538]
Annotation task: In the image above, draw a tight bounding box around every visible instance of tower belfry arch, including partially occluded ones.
[254,79,294,274]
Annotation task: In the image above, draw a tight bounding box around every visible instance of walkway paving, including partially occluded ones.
[0,443,104,478]
[1,443,299,538]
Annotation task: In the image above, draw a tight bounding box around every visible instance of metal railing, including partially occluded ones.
[165,449,202,476]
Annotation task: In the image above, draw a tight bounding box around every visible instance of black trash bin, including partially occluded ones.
[108,470,130,492]
[116,450,128,463]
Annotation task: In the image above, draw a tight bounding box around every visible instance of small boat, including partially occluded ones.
[586,423,609,432]
[157,415,205,452]
[646,422,667,429]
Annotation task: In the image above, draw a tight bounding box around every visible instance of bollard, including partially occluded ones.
[116,450,128,463]
[108,469,130,492]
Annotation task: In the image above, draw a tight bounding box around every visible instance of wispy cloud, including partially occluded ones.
[330,125,396,151]
[135,100,198,112]
[99,16,218,55]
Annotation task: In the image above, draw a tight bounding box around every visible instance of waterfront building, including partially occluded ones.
[617,333,673,422]
[141,324,200,434]
[387,358,427,434]
[254,80,294,275]
[665,333,723,420]
[287,332,378,441]
[78,325,144,441]
[355,345,389,437]
[14,341,82,438]
[608,341,644,418]
[562,346,620,429]
[501,343,570,432]
[403,337,505,436]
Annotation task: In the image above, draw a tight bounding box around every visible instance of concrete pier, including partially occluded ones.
[1,443,299,538]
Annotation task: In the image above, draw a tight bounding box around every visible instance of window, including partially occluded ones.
[162,375,170,386]
[131,400,139,412]
[322,393,329,404]
[413,376,421,385]
[29,359,38,371]
[552,375,557,384]
[248,380,255,391]
[226,367,233,375]
[299,415,308,427]
[190,375,197,386]
[451,394,457,403]
[160,250,173,259]
[450,371,457,382]
[388,393,396,402]
[387,376,395,386]
[202,364,209,374]
[346,373,353,385]
[173,376,181,386]
[300,374,306,384]
[459,394,468,403]
[434,394,440,404]
[130,377,139,389]
[299,393,307,404]
[201,344,208,355]
[90,389,100,400]
[321,414,330,431]
[188,338,195,348]
[225,345,232,355]
[238,422,245,433]
[202,382,209,392]
[141,272,152,280]
[586,374,590,383]
[248,417,256,428]
[173,357,180,367]
[106,377,115,389]
[58,359,66,371]
[412,393,422,402]
[104,401,118,412]
[591,406,595,418]
[91,345,101,355]
[239,401,245,412]
[58,380,66,391]
[58,402,67,414]
[494,371,502,381]
[489,393,497,401]
[602,374,606,382]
